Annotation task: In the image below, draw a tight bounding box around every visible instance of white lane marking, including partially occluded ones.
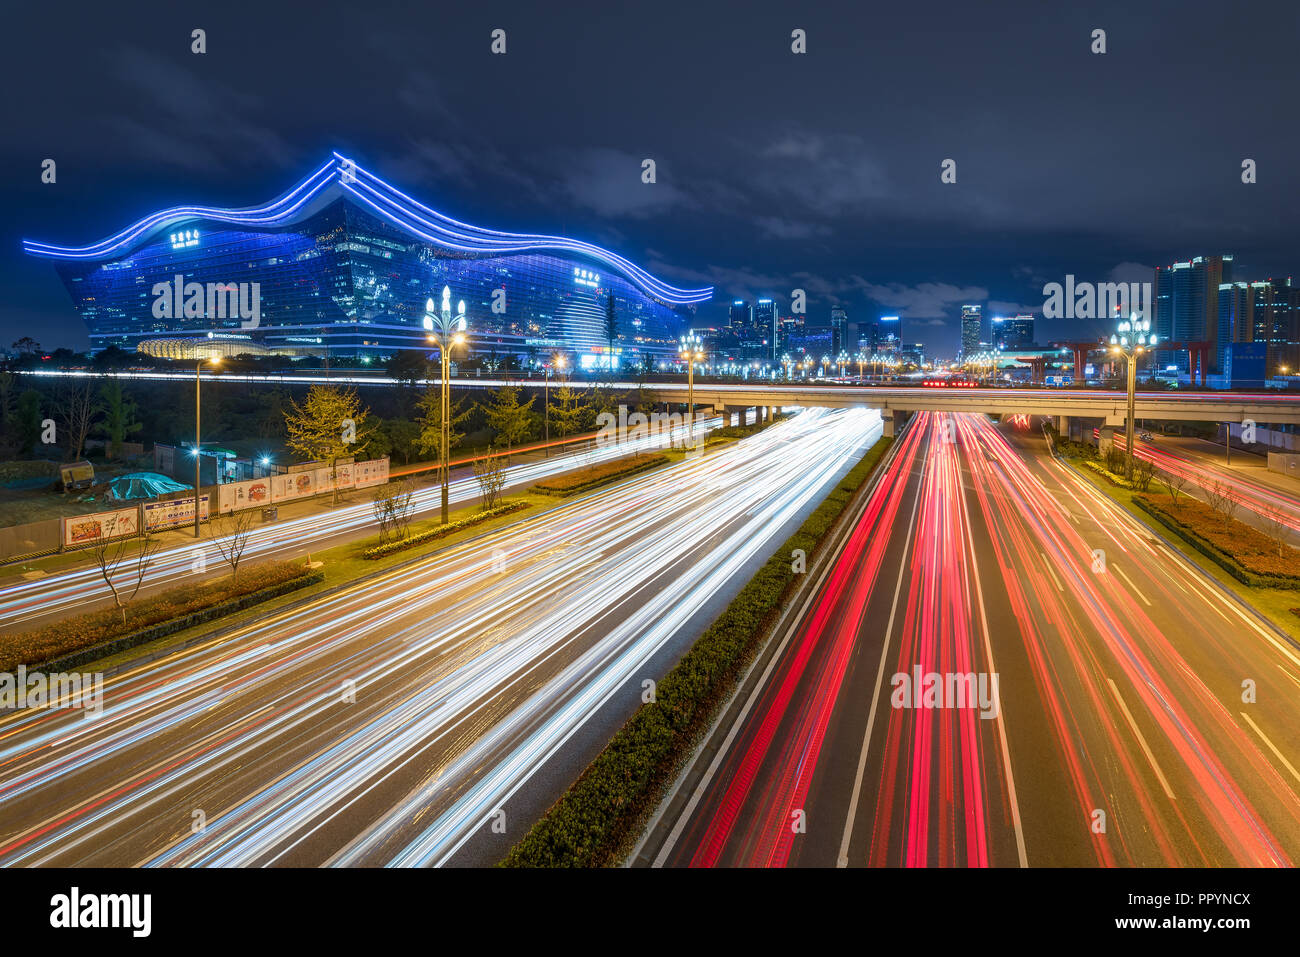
[836,450,925,868]
[1106,678,1175,801]
[1040,552,1065,593]
[1111,563,1152,607]
[1239,711,1300,787]
[964,448,1029,868]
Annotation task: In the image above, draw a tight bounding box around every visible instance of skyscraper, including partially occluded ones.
[960,304,982,359]
[877,316,902,354]
[753,298,778,362]
[1153,255,1233,372]
[992,314,1034,351]
[729,300,752,333]
[830,305,848,356]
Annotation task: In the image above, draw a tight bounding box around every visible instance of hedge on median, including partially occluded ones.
[500,435,895,868]
[1,561,319,672]
[1132,494,1300,588]
[361,501,531,559]
[532,454,669,497]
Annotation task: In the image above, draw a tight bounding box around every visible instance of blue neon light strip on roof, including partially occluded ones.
[23,153,713,307]
[22,159,338,261]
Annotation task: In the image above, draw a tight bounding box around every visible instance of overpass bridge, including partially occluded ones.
[23,369,1300,434]
[634,382,1300,435]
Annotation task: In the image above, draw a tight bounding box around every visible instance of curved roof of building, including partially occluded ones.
[23,153,713,307]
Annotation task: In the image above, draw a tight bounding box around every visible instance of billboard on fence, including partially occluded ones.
[214,458,389,511]
[143,495,210,530]
[219,478,273,514]
[271,470,317,502]
[354,458,390,489]
[63,507,139,547]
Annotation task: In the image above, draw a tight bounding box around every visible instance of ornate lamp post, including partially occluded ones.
[679,331,705,439]
[424,286,468,524]
[1109,312,1156,477]
[193,355,221,538]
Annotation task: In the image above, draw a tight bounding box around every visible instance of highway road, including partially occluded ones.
[0,415,721,632]
[0,407,880,867]
[648,412,1300,867]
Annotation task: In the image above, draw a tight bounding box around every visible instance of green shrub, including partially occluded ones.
[1,561,316,671]
[533,455,669,497]
[361,501,530,559]
[1134,494,1300,586]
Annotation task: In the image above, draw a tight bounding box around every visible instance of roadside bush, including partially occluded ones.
[533,454,668,497]
[1,561,314,671]
[361,501,529,559]
[1134,494,1300,586]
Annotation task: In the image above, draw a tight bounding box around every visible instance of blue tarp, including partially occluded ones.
[108,472,192,501]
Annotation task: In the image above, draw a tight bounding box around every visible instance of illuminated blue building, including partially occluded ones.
[23,154,712,367]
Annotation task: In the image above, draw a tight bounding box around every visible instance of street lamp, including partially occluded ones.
[680,332,705,439]
[820,354,831,377]
[856,350,867,381]
[1109,312,1156,477]
[837,350,850,378]
[193,355,221,537]
[424,285,468,524]
[544,352,566,457]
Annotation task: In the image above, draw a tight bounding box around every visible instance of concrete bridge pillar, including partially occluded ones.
[881,410,908,437]
[1055,415,1070,436]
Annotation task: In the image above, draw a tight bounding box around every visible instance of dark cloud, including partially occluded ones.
[2,0,1298,354]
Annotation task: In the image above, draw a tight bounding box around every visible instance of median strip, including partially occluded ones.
[500,434,893,868]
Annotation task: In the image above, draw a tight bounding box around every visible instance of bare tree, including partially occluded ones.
[1160,470,1189,508]
[472,453,508,510]
[210,509,257,581]
[91,516,159,625]
[1132,457,1156,493]
[1258,505,1294,557]
[57,383,98,462]
[1203,480,1239,529]
[371,479,416,544]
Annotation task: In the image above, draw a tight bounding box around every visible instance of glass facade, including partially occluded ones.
[33,157,710,366]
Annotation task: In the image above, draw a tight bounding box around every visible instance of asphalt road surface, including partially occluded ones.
[0,407,880,867]
[650,412,1300,867]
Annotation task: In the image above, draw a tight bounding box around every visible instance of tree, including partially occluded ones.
[385,351,429,417]
[415,389,472,460]
[91,517,159,625]
[92,345,135,371]
[56,383,98,461]
[97,379,143,459]
[283,384,377,504]
[605,293,618,372]
[481,384,535,458]
[1160,470,1189,508]
[12,336,40,355]
[473,453,508,510]
[550,380,589,441]
[15,390,41,456]
[1258,505,1294,558]
[1131,457,1156,493]
[382,418,421,465]
[210,509,257,581]
[371,479,416,545]
[0,372,16,454]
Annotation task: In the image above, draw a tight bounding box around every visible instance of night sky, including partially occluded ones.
[3,0,1299,356]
